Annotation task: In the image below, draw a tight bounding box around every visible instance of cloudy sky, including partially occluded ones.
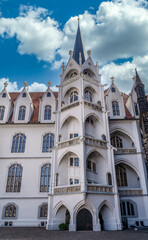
[0,0,148,93]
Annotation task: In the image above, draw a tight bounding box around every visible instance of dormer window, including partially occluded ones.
[44,105,51,120]
[70,91,78,103]
[47,92,51,97]
[84,90,92,102]
[112,101,120,116]
[0,106,5,120]
[2,93,6,98]
[18,106,26,120]
[22,93,26,98]
[111,87,116,92]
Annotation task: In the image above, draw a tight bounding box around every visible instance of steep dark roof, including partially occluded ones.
[73,20,85,64]
[135,69,143,86]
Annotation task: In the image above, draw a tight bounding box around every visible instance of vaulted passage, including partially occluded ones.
[77,208,93,231]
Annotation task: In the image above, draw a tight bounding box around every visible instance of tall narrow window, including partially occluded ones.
[44,105,51,120]
[112,101,120,116]
[11,133,26,153]
[40,204,48,218]
[5,204,16,217]
[116,164,127,187]
[18,106,26,120]
[84,90,92,102]
[70,91,78,103]
[120,201,136,217]
[6,164,23,192]
[42,133,54,152]
[134,102,139,115]
[107,172,112,185]
[0,106,5,120]
[40,163,51,192]
[111,136,123,148]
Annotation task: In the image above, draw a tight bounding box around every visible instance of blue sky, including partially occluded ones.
[0,0,148,93]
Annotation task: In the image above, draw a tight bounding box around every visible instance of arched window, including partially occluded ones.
[22,93,26,97]
[2,93,6,98]
[70,91,78,103]
[40,204,48,218]
[102,135,106,141]
[44,105,51,120]
[6,164,23,192]
[120,200,137,217]
[5,204,16,218]
[47,92,51,97]
[87,160,96,172]
[42,133,54,152]
[84,71,91,77]
[70,72,77,78]
[107,172,112,185]
[0,106,5,120]
[134,102,139,115]
[112,101,120,116]
[111,136,123,148]
[11,133,26,153]
[111,87,116,92]
[116,165,127,187]
[18,106,26,120]
[84,90,92,102]
[40,163,51,192]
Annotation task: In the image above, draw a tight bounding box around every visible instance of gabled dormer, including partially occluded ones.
[39,81,56,123]
[12,81,34,123]
[0,81,13,123]
[105,77,126,119]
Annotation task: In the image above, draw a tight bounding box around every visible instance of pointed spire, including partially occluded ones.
[73,18,85,65]
[135,68,143,86]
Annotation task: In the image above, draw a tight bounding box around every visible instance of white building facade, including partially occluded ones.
[0,22,148,231]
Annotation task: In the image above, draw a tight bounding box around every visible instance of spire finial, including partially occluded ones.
[4,81,8,88]
[24,81,28,87]
[48,81,52,87]
[110,76,115,84]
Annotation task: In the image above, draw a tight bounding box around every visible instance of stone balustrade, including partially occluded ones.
[85,136,107,148]
[87,184,113,193]
[119,189,142,196]
[84,100,102,112]
[61,101,79,112]
[115,148,137,154]
[58,137,80,149]
[54,185,81,194]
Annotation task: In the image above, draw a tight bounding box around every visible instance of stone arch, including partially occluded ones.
[98,200,114,213]
[54,201,71,227]
[63,86,79,98]
[54,201,70,215]
[98,200,114,230]
[64,69,79,81]
[83,68,96,78]
[61,114,80,129]
[115,159,140,177]
[110,127,135,144]
[58,150,80,165]
[86,149,105,161]
[84,113,100,122]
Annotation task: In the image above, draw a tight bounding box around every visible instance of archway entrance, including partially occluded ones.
[77,208,93,231]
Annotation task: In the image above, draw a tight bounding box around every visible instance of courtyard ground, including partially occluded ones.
[0,228,148,240]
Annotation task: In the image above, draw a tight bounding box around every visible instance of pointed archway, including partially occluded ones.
[77,208,93,231]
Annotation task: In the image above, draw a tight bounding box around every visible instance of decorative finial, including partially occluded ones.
[78,17,80,21]
[110,76,115,84]
[24,81,28,87]
[87,50,91,56]
[69,50,73,57]
[4,81,8,88]
[48,81,52,87]
[61,62,65,74]
[132,76,136,81]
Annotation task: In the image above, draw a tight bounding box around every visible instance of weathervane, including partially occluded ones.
[24,81,28,87]
[110,76,115,84]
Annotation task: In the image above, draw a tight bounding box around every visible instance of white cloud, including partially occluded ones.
[0,5,63,62]
[28,82,47,92]
[0,78,18,92]
[51,85,58,92]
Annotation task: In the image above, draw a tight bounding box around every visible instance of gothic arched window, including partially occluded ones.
[18,106,26,120]
[6,164,23,192]
[22,93,26,97]
[84,90,92,102]
[134,102,139,115]
[70,91,78,103]
[107,172,112,185]
[111,87,116,92]
[47,92,51,97]
[120,201,137,217]
[112,101,120,116]
[111,136,123,148]
[70,72,77,78]
[40,163,51,192]
[116,164,127,187]
[5,204,16,218]
[42,133,54,152]
[44,105,51,120]
[0,106,5,120]
[11,133,26,153]
[40,204,48,218]
[2,93,6,98]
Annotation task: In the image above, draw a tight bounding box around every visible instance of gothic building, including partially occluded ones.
[0,21,148,231]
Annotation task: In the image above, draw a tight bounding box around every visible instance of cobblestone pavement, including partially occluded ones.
[0,228,148,240]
